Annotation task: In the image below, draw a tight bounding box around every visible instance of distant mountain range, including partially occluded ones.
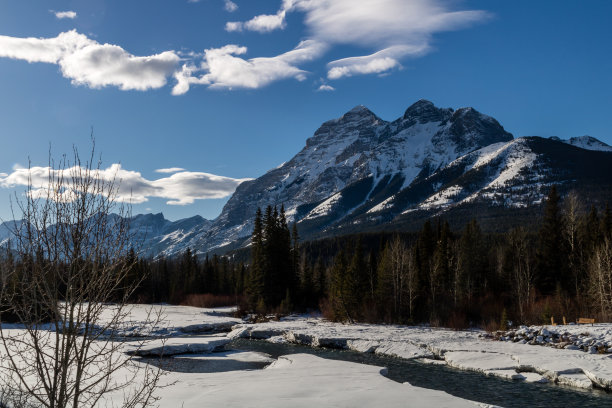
[2,100,612,257]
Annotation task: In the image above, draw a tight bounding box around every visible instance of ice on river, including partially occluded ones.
[149,353,495,408]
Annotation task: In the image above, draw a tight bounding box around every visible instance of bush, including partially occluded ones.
[180,293,241,308]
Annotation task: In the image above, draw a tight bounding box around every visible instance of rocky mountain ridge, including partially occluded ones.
[2,100,611,257]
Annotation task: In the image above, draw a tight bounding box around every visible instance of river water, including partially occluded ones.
[226,338,612,408]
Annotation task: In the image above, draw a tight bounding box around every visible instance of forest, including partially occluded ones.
[5,186,610,329]
[124,185,612,328]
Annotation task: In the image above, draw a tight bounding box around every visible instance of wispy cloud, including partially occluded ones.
[327,45,427,80]
[155,167,186,173]
[52,10,77,20]
[317,84,335,91]
[227,0,488,79]
[224,0,238,12]
[1,0,488,93]
[173,40,326,93]
[0,30,180,91]
[0,164,251,206]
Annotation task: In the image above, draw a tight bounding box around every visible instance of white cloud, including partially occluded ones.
[3,0,488,93]
[53,10,77,20]
[173,40,326,93]
[293,0,487,47]
[0,30,180,91]
[228,0,488,78]
[327,45,426,80]
[224,0,238,12]
[224,22,243,32]
[155,167,186,173]
[226,10,286,33]
[0,164,251,206]
[317,84,334,91]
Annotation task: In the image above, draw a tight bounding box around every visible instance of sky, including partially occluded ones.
[0,0,611,222]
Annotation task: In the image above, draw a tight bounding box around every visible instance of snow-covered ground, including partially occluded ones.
[228,314,612,391]
[5,304,612,407]
[126,353,494,408]
[112,305,612,392]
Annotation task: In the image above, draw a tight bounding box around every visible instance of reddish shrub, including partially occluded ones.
[180,293,241,308]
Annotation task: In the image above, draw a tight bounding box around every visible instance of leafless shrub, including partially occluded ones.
[0,143,163,408]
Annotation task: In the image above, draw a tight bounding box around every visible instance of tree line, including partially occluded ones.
[7,186,608,328]
[313,187,612,326]
[117,187,612,326]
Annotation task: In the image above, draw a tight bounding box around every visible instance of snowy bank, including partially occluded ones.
[143,353,496,408]
[229,316,612,391]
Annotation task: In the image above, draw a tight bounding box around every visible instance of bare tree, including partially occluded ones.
[589,238,612,320]
[563,191,583,297]
[507,227,535,323]
[0,145,162,408]
[388,237,408,319]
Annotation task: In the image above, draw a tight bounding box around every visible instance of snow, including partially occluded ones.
[230,314,612,392]
[367,195,395,213]
[304,192,342,220]
[415,138,542,211]
[419,185,463,210]
[6,304,612,406]
[0,304,493,408]
[564,136,612,152]
[98,304,241,337]
[125,336,230,356]
[144,353,491,408]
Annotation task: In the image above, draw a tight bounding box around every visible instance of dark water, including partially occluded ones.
[227,338,612,408]
[138,350,271,373]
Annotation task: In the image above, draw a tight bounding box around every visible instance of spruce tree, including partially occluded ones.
[457,219,486,302]
[329,250,352,322]
[247,208,265,308]
[536,185,568,295]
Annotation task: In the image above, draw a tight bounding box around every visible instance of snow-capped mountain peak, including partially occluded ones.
[8,101,607,258]
[191,100,519,253]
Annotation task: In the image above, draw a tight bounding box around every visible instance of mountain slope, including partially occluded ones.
[196,101,611,251]
[5,100,610,257]
[196,99,517,252]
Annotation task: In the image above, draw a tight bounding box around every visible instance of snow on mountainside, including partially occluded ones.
[562,135,612,152]
[192,100,515,253]
[3,100,610,257]
[128,213,213,257]
[0,214,214,258]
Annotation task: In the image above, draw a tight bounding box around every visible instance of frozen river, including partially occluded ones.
[224,338,612,408]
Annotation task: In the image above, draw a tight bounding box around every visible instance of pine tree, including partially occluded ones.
[329,250,352,322]
[314,257,326,300]
[247,208,265,308]
[345,237,367,320]
[457,219,486,303]
[536,186,568,295]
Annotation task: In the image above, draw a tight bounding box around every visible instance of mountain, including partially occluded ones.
[3,100,610,257]
[128,213,213,257]
[182,99,611,255]
[0,214,213,258]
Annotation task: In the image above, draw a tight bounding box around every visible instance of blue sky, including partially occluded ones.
[0,0,611,221]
